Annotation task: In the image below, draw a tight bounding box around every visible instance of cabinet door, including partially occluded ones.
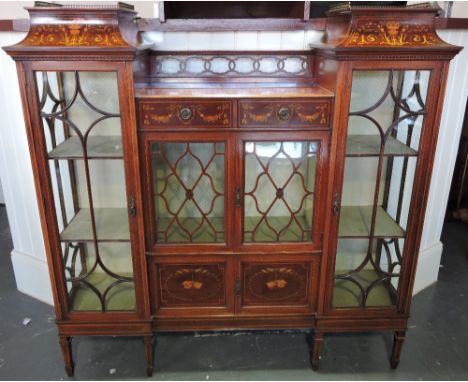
[330,69,435,311]
[150,256,234,316]
[143,132,234,252]
[237,131,328,251]
[237,255,319,314]
[33,69,138,314]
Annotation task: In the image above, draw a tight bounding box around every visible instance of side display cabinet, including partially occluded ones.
[4,2,461,376]
[4,5,153,376]
[311,5,461,370]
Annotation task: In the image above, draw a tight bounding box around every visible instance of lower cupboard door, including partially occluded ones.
[238,257,319,314]
[150,257,234,316]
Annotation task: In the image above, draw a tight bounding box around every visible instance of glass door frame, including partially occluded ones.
[141,130,236,255]
[323,60,448,317]
[235,130,330,254]
[22,60,149,321]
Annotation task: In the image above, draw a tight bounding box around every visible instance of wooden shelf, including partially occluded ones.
[70,273,135,311]
[61,208,129,242]
[48,136,123,159]
[135,85,334,99]
[346,135,418,157]
[339,206,405,238]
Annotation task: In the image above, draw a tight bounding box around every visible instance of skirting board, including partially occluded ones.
[11,249,53,305]
[413,241,444,295]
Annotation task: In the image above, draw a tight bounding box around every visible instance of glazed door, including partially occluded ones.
[143,132,235,316]
[236,131,328,252]
[235,131,329,314]
[26,62,145,317]
[327,63,442,314]
[144,132,235,253]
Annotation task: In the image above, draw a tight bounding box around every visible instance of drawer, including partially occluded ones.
[139,100,232,128]
[150,258,234,316]
[239,257,319,313]
[239,99,330,128]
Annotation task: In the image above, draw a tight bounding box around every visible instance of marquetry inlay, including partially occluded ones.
[23,24,129,47]
[344,20,440,47]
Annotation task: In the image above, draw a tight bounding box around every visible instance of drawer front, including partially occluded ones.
[239,258,319,313]
[151,260,232,315]
[239,100,330,128]
[140,100,232,128]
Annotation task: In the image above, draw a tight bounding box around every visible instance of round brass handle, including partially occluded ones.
[278,107,291,121]
[179,107,193,121]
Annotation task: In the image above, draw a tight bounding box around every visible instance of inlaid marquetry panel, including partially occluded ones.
[23,24,129,47]
[239,100,330,128]
[344,20,441,47]
[139,100,232,128]
[241,262,310,307]
[156,263,226,308]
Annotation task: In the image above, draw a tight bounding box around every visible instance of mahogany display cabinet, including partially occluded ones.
[3,2,461,376]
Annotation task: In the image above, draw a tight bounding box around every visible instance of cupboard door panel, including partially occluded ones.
[151,257,234,316]
[237,131,328,251]
[238,257,319,313]
[143,133,235,250]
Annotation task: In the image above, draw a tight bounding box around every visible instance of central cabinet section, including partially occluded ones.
[138,97,331,321]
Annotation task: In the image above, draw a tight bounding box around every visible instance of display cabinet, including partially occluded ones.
[4,2,461,376]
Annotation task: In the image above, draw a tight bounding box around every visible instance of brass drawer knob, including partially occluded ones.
[278,107,291,121]
[179,107,193,121]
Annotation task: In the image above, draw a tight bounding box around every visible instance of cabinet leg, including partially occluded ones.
[144,335,154,377]
[310,331,324,371]
[390,330,406,369]
[59,336,74,377]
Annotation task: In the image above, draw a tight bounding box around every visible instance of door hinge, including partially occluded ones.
[129,195,136,217]
[235,186,242,208]
[235,278,241,296]
[332,192,340,216]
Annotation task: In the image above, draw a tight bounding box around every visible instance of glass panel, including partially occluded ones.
[64,243,135,311]
[333,239,400,308]
[333,70,430,308]
[151,142,225,243]
[244,141,317,242]
[37,71,135,312]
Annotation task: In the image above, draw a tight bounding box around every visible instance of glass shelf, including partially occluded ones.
[60,208,129,242]
[48,136,123,159]
[346,135,418,157]
[70,272,135,311]
[339,206,405,238]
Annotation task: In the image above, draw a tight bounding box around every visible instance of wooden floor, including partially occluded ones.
[0,205,467,380]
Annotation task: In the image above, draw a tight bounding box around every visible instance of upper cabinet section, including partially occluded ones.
[312,3,462,61]
[3,3,140,61]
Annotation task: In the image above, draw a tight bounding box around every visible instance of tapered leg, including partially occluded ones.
[310,331,324,371]
[390,330,406,369]
[59,336,74,377]
[144,335,154,377]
